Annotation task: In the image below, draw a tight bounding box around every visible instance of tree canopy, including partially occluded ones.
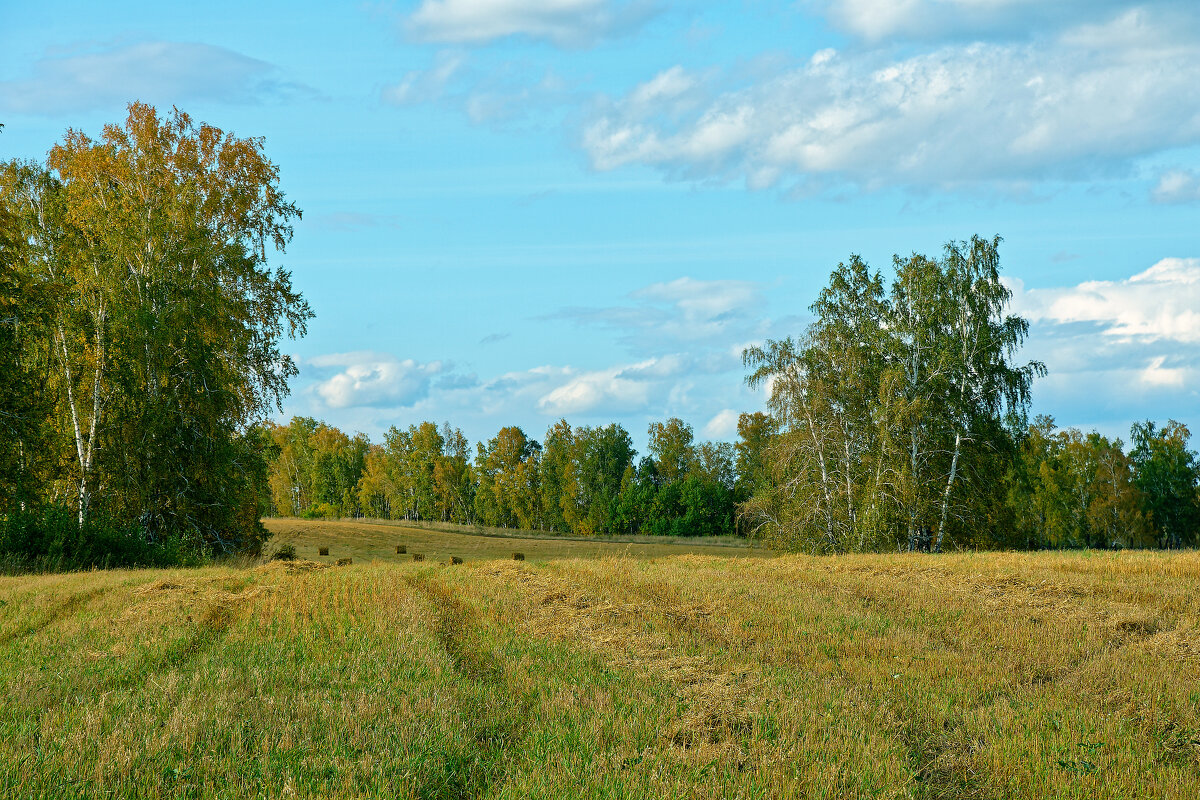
[0,104,310,562]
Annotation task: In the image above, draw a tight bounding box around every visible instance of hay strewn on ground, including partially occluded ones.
[0,521,1196,798]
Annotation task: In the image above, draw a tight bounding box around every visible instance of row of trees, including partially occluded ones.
[263,406,1198,550]
[743,236,1199,552]
[1010,418,1200,551]
[0,105,309,564]
[262,415,776,537]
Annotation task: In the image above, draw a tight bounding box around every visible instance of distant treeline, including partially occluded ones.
[262,415,761,538]
[261,411,1199,550]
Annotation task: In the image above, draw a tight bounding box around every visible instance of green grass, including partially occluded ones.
[1,521,1197,798]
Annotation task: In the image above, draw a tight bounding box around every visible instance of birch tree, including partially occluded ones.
[745,236,1040,552]
[2,104,311,552]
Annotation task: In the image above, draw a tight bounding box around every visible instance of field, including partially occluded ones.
[263,517,765,563]
[1,521,1198,799]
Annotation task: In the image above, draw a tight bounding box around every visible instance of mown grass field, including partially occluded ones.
[2,522,1198,799]
[263,517,765,564]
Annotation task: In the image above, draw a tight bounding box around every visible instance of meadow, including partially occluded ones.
[1,520,1197,799]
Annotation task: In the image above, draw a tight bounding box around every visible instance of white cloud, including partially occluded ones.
[820,0,1188,42]
[1008,258,1200,438]
[628,65,698,107]
[381,50,466,105]
[582,10,1200,190]
[634,276,761,329]
[381,51,575,125]
[1141,356,1187,388]
[1152,169,1200,204]
[406,0,657,46]
[0,41,304,115]
[702,408,740,439]
[308,352,445,409]
[1013,258,1200,344]
[537,355,687,415]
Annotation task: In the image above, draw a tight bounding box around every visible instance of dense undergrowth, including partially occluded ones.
[0,505,203,574]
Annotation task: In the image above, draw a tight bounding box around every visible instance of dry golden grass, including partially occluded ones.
[263,517,766,565]
[0,523,1196,798]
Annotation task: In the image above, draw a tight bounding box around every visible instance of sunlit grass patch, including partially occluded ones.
[0,542,1197,798]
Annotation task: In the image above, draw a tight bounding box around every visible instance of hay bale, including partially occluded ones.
[318,546,329,556]
[512,552,525,561]
[412,553,425,562]
[336,557,352,566]
[451,556,464,565]
[396,545,407,554]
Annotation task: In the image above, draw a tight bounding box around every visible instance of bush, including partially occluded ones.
[0,505,203,574]
[301,502,339,520]
[271,543,297,561]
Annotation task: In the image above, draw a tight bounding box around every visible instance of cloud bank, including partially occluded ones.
[583,9,1200,191]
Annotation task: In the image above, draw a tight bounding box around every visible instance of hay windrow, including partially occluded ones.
[252,558,329,576]
[128,575,275,620]
[475,562,758,758]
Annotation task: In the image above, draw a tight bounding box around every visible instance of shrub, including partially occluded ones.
[271,543,297,561]
[0,504,202,574]
[301,502,339,520]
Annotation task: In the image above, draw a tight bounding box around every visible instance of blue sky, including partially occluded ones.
[2,0,1198,452]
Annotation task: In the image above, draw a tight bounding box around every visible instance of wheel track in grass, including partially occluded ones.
[473,561,760,766]
[518,559,1067,799]
[0,585,113,647]
[1,578,257,735]
[404,571,533,800]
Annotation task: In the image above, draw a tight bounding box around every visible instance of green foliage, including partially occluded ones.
[0,104,310,564]
[475,426,541,529]
[0,504,201,573]
[745,236,1043,552]
[270,542,297,561]
[265,415,742,538]
[1008,417,1153,550]
[1130,420,1200,549]
[563,424,635,534]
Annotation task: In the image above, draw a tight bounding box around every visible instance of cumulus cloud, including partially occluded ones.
[1152,169,1200,204]
[307,352,445,409]
[1013,258,1200,344]
[537,355,690,415]
[702,408,740,439]
[1140,355,1188,388]
[406,0,658,47]
[0,41,305,115]
[582,9,1200,191]
[1008,258,1200,435]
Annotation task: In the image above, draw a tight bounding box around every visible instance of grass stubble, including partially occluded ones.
[0,521,1196,798]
